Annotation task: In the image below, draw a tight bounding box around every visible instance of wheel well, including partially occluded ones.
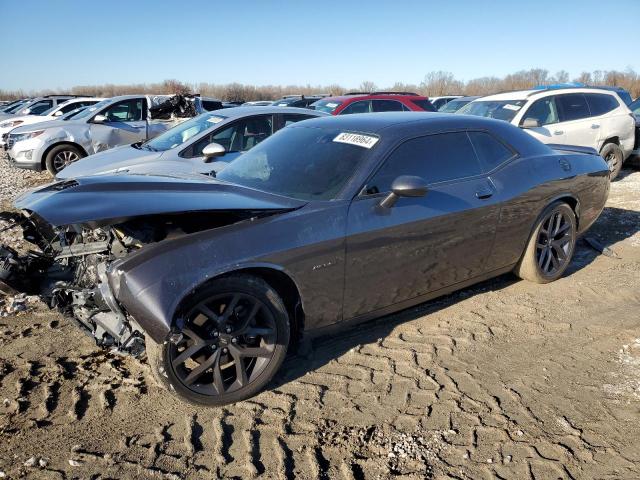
[601,136,620,151]
[40,142,88,169]
[184,268,305,344]
[555,196,580,227]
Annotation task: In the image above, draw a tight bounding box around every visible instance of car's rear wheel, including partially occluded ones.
[600,142,623,180]
[45,144,85,175]
[514,202,576,284]
[146,274,290,406]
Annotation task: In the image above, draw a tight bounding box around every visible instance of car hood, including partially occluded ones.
[57,145,163,179]
[10,118,85,134]
[15,172,306,227]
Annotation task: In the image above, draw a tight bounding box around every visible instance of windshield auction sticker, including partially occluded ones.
[333,132,379,149]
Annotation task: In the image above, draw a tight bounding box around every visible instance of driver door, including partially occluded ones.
[343,131,500,320]
[519,97,566,144]
[89,98,148,153]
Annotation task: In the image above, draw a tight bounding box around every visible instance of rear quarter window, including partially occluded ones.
[468,131,516,171]
[585,94,620,116]
[409,99,436,112]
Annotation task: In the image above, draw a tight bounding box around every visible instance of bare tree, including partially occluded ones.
[359,81,377,93]
[419,71,463,96]
[2,69,639,102]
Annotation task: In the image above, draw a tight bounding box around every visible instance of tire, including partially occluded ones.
[514,202,577,284]
[600,142,623,181]
[44,144,85,175]
[146,274,290,406]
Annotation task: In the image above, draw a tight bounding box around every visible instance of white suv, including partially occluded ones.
[458,88,636,179]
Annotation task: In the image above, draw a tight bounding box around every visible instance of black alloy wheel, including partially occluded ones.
[535,208,574,277]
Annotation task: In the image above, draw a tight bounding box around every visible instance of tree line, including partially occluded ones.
[2,69,639,102]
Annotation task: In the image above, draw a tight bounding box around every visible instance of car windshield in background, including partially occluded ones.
[630,98,640,115]
[143,113,227,152]
[457,100,527,121]
[5,102,28,114]
[310,99,343,114]
[217,126,375,200]
[69,99,112,120]
[62,107,88,120]
[439,99,469,113]
[40,105,61,116]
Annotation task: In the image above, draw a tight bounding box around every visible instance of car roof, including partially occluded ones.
[292,111,516,134]
[479,87,622,102]
[208,105,329,119]
[317,93,429,102]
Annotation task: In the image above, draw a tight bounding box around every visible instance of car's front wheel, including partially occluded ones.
[45,144,85,175]
[146,274,290,406]
[514,202,577,284]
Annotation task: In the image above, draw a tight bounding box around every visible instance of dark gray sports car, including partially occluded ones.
[0,113,609,406]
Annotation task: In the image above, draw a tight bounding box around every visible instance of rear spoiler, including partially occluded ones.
[547,144,598,156]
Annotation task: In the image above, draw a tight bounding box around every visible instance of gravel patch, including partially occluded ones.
[0,153,50,205]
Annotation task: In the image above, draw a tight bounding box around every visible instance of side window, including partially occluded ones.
[556,94,590,122]
[409,99,436,112]
[468,131,515,172]
[586,94,619,117]
[282,114,313,127]
[521,97,559,126]
[189,116,273,156]
[372,100,404,112]
[202,100,222,111]
[367,132,481,193]
[28,100,53,114]
[340,101,371,115]
[102,99,144,122]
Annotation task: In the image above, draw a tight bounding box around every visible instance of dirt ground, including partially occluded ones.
[0,165,639,480]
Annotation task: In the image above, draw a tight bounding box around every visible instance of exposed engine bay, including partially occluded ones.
[0,208,267,356]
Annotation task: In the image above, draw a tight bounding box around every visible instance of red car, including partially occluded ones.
[311,91,435,115]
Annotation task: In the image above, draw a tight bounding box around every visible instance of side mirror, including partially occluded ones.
[93,114,108,124]
[521,117,540,128]
[53,110,63,117]
[380,175,428,208]
[202,142,226,162]
[23,108,32,115]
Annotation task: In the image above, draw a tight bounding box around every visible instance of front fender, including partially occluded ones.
[108,202,348,343]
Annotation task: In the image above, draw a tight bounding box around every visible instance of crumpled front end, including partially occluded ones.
[0,209,149,355]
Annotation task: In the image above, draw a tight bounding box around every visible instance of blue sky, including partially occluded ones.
[1,0,638,91]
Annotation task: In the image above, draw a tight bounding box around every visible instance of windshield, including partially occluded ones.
[310,99,343,114]
[40,104,63,116]
[143,112,227,152]
[457,100,527,121]
[630,98,640,115]
[5,101,28,114]
[439,99,471,113]
[69,99,112,120]
[62,107,88,120]
[217,126,375,200]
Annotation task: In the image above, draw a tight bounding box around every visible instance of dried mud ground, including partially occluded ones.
[0,162,639,480]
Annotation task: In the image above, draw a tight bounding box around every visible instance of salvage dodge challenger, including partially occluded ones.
[0,113,610,406]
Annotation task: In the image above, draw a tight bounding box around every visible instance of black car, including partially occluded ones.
[0,113,609,406]
[272,95,327,108]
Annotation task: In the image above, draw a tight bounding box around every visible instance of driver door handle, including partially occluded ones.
[591,124,600,129]
[554,130,564,135]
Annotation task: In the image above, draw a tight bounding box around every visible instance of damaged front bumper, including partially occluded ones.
[0,211,146,355]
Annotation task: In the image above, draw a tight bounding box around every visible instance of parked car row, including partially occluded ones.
[4,86,635,179]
